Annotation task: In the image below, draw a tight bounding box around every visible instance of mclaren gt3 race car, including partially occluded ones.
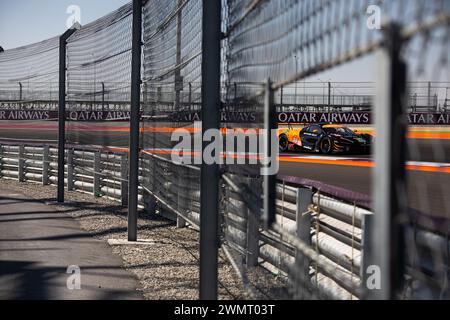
[278,123,372,154]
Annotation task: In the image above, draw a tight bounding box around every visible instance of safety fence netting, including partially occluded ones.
[0,36,59,105]
[0,37,59,143]
[141,0,203,227]
[55,3,133,198]
[401,2,450,299]
[65,2,133,149]
[220,0,450,300]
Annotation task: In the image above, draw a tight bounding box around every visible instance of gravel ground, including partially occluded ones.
[0,179,285,300]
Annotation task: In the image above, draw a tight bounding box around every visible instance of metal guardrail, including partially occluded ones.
[0,141,369,299]
[1,141,447,299]
[0,141,450,299]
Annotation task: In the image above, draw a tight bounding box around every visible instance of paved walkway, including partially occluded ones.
[0,188,143,300]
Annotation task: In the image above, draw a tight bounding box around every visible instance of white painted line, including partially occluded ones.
[107,239,157,246]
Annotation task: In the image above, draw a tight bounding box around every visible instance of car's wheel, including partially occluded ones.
[319,137,333,154]
[279,134,289,152]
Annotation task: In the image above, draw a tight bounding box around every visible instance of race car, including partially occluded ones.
[278,123,372,154]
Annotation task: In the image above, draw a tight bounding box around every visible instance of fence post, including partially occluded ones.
[42,145,50,185]
[101,82,105,112]
[177,166,187,228]
[19,82,23,101]
[199,0,221,300]
[58,24,79,203]
[294,187,313,299]
[121,154,128,206]
[245,177,260,267]
[127,0,142,242]
[0,145,3,177]
[174,0,183,110]
[67,149,74,191]
[93,151,101,197]
[18,144,25,182]
[368,23,407,300]
[263,79,276,229]
[280,85,283,106]
[360,212,372,299]
[328,82,331,111]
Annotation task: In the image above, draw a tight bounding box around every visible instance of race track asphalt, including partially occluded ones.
[0,120,448,218]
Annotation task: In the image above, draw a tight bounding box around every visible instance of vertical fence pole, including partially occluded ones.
[0,145,3,177]
[93,151,101,196]
[360,212,372,298]
[18,145,25,182]
[368,24,407,300]
[42,145,49,185]
[189,82,192,109]
[246,178,260,267]
[67,149,74,191]
[263,79,276,229]
[121,154,128,206]
[57,26,78,203]
[280,85,284,106]
[199,0,221,300]
[295,187,313,299]
[101,82,105,113]
[177,166,187,228]
[128,0,142,242]
[19,82,23,101]
[174,0,183,110]
[328,82,331,111]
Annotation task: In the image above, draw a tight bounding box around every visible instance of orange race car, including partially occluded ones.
[278,123,372,154]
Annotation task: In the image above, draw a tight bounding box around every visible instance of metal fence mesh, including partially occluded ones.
[141,0,203,226]
[0,36,59,105]
[66,3,133,109]
[222,0,450,300]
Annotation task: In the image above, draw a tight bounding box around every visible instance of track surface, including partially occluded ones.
[0,120,448,217]
[0,121,449,161]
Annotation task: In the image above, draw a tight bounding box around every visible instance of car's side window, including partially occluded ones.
[310,125,322,134]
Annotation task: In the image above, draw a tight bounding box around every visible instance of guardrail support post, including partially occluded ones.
[199,0,221,300]
[360,212,372,298]
[67,149,74,191]
[128,0,142,242]
[177,166,187,228]
[18,145,25,182]
[294,187,313,299]
[42,145,50,185]
[121,154,128,206]
[0,145,3,177]
[19,82,23,101]
[368,23,407,300]
[93,151,101,197]
[246,178,260,267]
[58,24,79,203]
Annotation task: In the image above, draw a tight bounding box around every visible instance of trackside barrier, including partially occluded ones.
[0,141,448,299]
